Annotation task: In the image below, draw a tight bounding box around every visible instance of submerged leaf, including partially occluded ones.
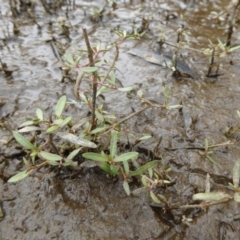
[56,132,97,148]
[192,192,231,201]
[18,126,41,133]
[233,159,240,188]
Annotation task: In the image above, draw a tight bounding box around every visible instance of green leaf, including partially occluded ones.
[67,148,81,160]
[39,151,62,161]
[166,105,182,110]
[207,155,217,165]
[54,119,63,125]
[205,138,209,151]
[98,162,118,175]
[23,157,30,167]
[46,125,59,133]
[114,152,138,162]
[18,126,42,133]
[83,152,109,162]
[110,165,120,175]
[141,175,148,187]
[55,95,67,118]
[8,169,33,182]
[138,135,152,141]
[65,52,75,65]
[150,191,161,204]
[229,45,240,52]
[95,110,104,122]
[110,130,118,158]
[90,126,106,134]
[192,192,231,201]
[233,159,240,188]
[164,85,170,100]
[130,160,158,176]
[234,193,240,202]
[118,86,134,92]
[36,108,43,120]
[59,116,72,127]
[81,67,98,73]
[56,132,97,148]
[237,110,240,118]
[123,160,129,176]
[20,120,35,127]
[12,131,36,150]
[123,180,130,195]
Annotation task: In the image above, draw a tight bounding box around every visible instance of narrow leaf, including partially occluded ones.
[130,160,158,176]
[141,175,148,187]
[123,181,130,195]
[81,67,98,73]
[18,126,42,133]
[55,95,66,118]
[110,130,118,157]
[59,116,72,127]
[118,86,134,92]
[20,120,35,127]
[237,110,240,118]
[123,160,129,176]
[138,135,152,141]
[114,152,138,162]
[98,162,119,175]
[54,119,63,125]
[234,193,240,202]
[46,125,59,133]
[12,131,35,150]
[192,192,231,201]
[56,132,97,148]
[65,52,75,65]
[83,152,109,162]
[150,191,161,204]
[36,108,43,120]
[166,105,182,110]
[233,159,240,188]
[39,151,62,161]
[205,138,209,150]
[67,148,81,160]
[23,157,30,167]
[90,126,106,134]
[8,169,33,182]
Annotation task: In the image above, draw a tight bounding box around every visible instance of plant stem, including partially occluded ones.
[82,27,98,130]
[207,47,215,77]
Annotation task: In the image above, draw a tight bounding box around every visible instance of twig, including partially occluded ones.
[82,27,98,130]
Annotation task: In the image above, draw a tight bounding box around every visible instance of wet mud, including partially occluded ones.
[1,0,240,239]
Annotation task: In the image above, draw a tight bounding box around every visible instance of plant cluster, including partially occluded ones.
[6,0,240,220]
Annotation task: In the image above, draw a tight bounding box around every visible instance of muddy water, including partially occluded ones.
[1,0,240,239]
